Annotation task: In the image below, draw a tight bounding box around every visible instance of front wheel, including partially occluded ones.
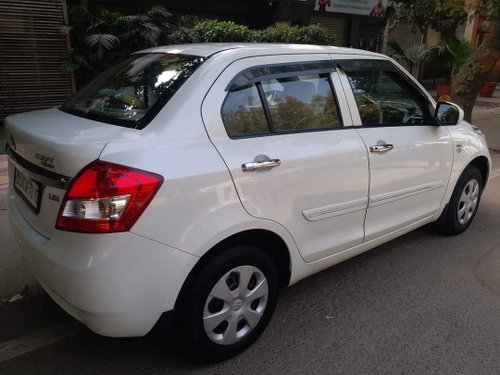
[175,245,279,361]
[434,165,483,235]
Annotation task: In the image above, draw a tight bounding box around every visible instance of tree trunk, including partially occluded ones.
[451,19,500,122]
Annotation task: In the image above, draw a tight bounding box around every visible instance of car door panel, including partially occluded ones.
[201,54,369,262]
[355,126,453,241]
[337,59,454,241]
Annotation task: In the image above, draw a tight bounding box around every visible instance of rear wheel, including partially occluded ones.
[434,165,483,235]
[175,245,279,361]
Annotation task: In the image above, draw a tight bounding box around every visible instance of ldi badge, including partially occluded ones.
[48,193,60,202]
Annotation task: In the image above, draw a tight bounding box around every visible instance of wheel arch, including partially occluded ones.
[174,229,291,311]
[468,155,490,190]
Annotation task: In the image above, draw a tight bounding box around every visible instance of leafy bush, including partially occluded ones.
[193,21,334,45]
[258,22,293,43]
[387,40,430,77]
[429,38,472,75]
[192,20,257,42]
[291,23,335,45]
[259,23,334,45]
[66,2,336,89]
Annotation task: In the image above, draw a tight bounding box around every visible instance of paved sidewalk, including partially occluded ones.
[472,104,500,152]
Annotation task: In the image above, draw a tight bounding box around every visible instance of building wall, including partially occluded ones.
[0,0,74,122]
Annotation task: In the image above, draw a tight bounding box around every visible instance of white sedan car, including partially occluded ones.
[5,44,490,360]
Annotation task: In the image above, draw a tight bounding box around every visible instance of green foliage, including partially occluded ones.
[65,3,337,88]
[178,15,201,29]
[192,20,257,42]
[84,33,119,51]
[193,21,334,45]
[476,0,500,32]
[430,1,467,36]
[259,23,334,45]
[387,40,430,76]
[492,0,500,19]
[63,0,192,88]
[293,24,335,45]
[389,0,467,37]
[258,22,292,43]
[429,38,472,75]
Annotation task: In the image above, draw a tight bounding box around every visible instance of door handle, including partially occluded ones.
[369,144,394,153]
[242,159,281,172]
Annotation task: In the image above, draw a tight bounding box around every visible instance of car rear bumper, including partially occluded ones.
[7,192,198,337]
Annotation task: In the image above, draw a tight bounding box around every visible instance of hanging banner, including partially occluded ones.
[314,0,388,17]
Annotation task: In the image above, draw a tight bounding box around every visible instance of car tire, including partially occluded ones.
[434,165,483,235]
[174,245,279,361]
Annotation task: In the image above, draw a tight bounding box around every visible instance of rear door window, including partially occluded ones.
[221,84,269,137]
[261,74,341,132]
[221,63,342,138]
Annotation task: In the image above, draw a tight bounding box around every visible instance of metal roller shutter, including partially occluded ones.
[310,14,347,47]
[0,0,74,122]
[384,23,422,55]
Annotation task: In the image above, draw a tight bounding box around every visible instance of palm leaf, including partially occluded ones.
[86,20,107,33]
[85,33,119,50]
[404,44,430,66]
[116,14,148,26]
[139,23,161,45]
[120,28,140,41]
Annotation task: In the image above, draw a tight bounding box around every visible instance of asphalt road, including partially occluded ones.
[1,164,500,374]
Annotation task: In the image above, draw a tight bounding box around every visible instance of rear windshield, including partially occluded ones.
[60,53,205,129]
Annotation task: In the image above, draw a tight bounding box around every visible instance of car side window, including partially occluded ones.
[261,74,341,132]
[221,84,269,137]
[344,62,432,126]
[222,68,342,137]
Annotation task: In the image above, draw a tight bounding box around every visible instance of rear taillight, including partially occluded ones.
[56,160,163,233]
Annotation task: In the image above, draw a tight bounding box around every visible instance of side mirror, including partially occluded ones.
[434,101,464,126]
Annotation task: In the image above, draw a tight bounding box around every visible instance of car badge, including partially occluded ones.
[35,153,55,169]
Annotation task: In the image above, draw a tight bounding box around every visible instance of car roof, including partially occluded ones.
[135,43,385,59]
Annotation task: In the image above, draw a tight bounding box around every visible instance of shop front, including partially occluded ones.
[307,0,389,51]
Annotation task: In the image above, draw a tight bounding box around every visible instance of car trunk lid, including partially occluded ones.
[5,107,140,238]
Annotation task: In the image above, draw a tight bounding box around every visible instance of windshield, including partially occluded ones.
[61,53,205,129]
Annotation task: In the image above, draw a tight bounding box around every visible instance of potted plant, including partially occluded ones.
[479,81,498,97]
[387,40,431,78]
[436,83,452,98]
[430,39,472,99]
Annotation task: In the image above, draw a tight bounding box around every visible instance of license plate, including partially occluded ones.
[14,167,42,213]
